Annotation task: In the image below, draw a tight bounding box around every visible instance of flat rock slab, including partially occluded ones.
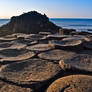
[46,75,92,92]
[9,33,30,38]
[0,80,32,92]
[0,42,12,48]
[9,41,27,49]
[38,49,76,61]
[0,58,61,89]
[0,81,32,92]
[0,41,27,50]
[27,34,45,41]
[46,35,68,40]
[0,37,16,42]
[39,32,51,35]
[50,37,83,50]
[0,49,35,62]
[59,53,92,72]
[0,41,27,51]
[26,44,54,52]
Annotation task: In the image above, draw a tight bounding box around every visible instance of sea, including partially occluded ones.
[0,18,92,33]
[50,18,92,33]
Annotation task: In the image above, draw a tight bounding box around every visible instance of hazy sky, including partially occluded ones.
[0,0,92,19]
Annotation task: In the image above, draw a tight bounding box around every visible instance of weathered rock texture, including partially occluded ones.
[0,33,92,92]
[0,11,92,92]
[59,50,92,72]
[0,11,60,36]
[46,75,92,92]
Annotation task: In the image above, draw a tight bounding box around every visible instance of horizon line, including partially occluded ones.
[50,17,92,19]
[0,17,92,20]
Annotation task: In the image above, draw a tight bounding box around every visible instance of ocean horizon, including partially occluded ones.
[50,18,92,33]
[0,18,92,33]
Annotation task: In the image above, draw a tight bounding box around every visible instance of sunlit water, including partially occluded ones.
[50,18,92,33]
[0,19,10,27]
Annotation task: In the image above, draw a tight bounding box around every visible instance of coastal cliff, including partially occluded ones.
[0,11,61,36]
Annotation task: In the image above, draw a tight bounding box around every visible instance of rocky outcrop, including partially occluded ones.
[0,29,92,91]
[0,11,61,36]
[58,28,76,35]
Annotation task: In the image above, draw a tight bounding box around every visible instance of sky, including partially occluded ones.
[0,0,92,19]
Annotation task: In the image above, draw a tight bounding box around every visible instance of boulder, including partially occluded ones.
[46,75,92,92]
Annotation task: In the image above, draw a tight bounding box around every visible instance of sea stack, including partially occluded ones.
[0,11,61,36]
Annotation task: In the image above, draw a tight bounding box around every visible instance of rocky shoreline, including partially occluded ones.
[0,11,92,92]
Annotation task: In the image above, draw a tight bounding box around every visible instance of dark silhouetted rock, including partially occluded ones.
[0,11,60,36]
[58,28,76,35]
[88,29,92,31]
[83,40,92,49]
[78,31,92,35]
